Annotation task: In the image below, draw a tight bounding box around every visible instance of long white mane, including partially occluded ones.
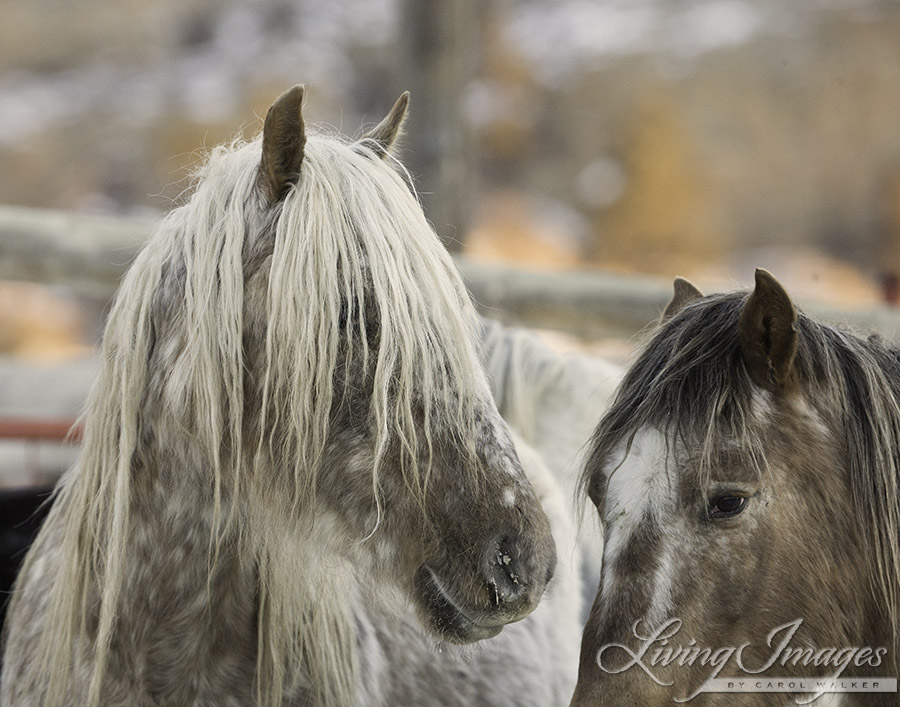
[21,128,490,707]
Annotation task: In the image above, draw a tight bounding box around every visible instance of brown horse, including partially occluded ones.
[573,270,899,706]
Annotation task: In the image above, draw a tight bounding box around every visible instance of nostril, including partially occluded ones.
[484,537,526,607]
[496,538,521,588]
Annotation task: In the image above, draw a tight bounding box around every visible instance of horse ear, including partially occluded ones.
[738,268,798,391]
[662,277,703,318]
[360,92,410,158]
[260,84,307,204]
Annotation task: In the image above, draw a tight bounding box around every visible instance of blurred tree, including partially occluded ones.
[595,88,725,273]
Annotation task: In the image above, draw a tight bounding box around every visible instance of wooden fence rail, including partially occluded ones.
[3,204,900,340]
[0,417,80,442]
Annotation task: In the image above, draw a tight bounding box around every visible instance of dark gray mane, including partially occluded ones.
[582,290,900,650]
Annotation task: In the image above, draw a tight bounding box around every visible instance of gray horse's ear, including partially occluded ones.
[738,268,798,391]
[662,276,703,318]
[360,92,410,158]
[260,84,307,204]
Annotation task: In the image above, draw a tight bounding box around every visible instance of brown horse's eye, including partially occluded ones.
[708,495,747,519]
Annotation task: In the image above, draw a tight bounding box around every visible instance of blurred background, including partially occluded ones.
[2,0,900,485]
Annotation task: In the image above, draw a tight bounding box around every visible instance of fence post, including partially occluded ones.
[399,0,478,252]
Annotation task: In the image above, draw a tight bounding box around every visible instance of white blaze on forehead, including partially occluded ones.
[600,428,676,623]
[602,428,671,536]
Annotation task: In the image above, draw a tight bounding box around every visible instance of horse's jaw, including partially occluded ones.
[413,564,505,643]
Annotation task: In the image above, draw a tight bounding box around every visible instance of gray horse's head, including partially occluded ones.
[236,86,556,643]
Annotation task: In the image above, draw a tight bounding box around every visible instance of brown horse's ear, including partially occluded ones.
[663,276,703,318]
[738,268,798,391]
[360,92,410,158]
[260,85,306,204]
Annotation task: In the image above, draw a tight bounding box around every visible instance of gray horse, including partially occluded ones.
[2,86,581,707]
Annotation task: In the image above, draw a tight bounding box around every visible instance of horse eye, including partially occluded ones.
[708,495,747,519]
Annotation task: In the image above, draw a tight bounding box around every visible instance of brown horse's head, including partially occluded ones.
[573,270,899,705]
